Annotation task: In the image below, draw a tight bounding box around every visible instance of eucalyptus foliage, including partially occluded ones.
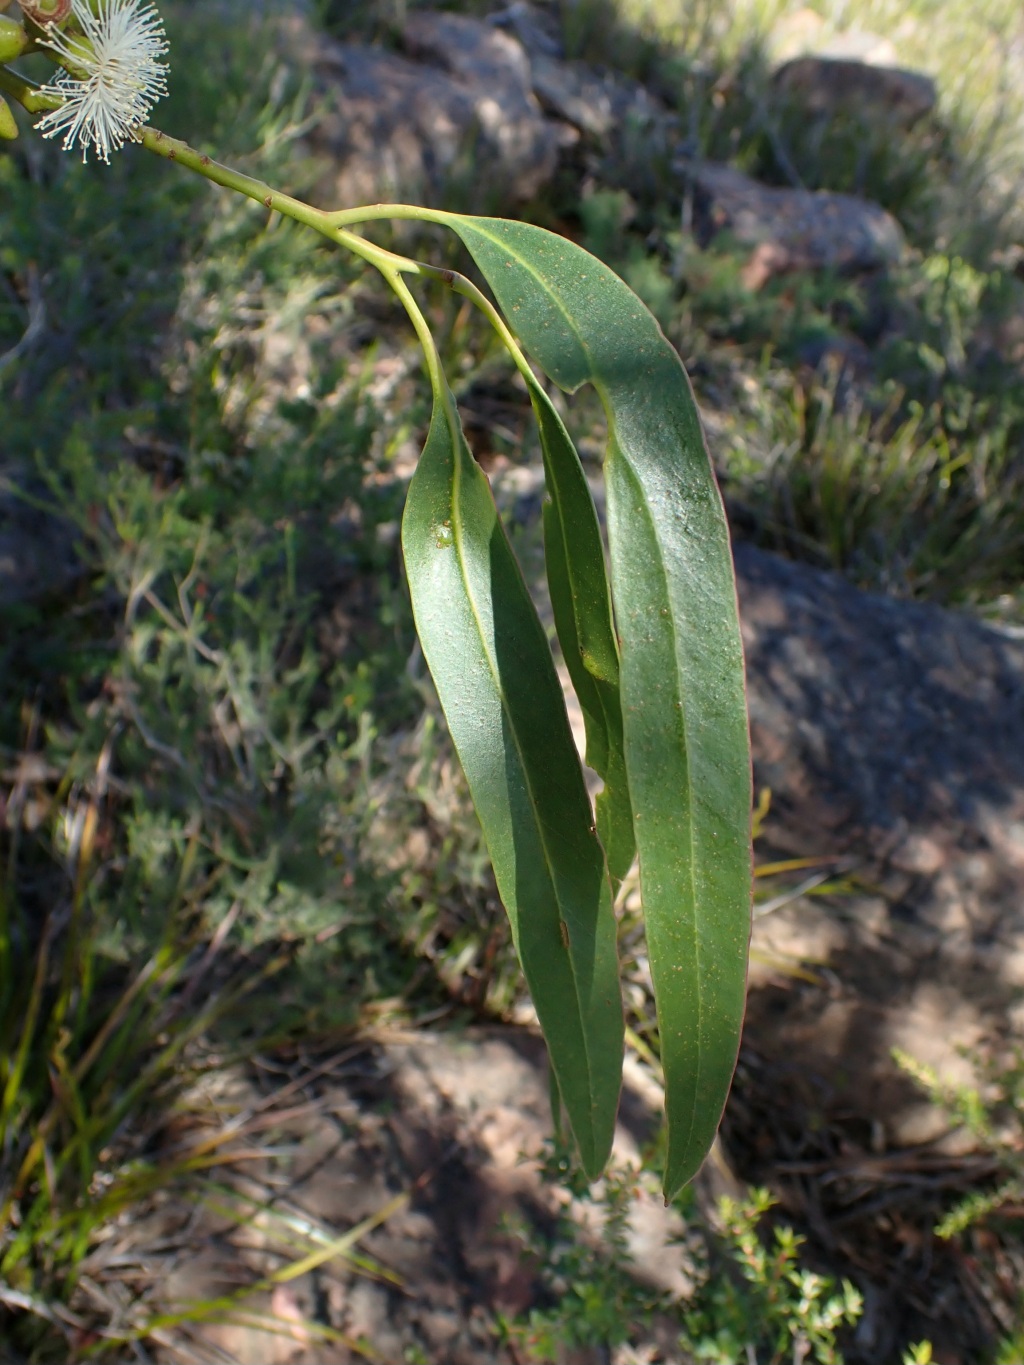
[0,0,752,1196]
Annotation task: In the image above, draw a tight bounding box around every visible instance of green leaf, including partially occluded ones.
[542,498,633,888]
[433,213,752,1197]
[523,377,635,888]
[401,385,623,1178]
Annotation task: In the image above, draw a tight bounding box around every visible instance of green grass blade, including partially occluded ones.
[0,921,51,1136]
[433,214,752,1197]
[402,391,623,1177]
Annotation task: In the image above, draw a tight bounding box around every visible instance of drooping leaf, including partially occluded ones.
[401,384,623,1177]
[542,498,633,889]
[521,376,635,888]
[431,213,752,1198]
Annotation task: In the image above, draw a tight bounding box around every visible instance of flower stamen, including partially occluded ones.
[34,0,169,164]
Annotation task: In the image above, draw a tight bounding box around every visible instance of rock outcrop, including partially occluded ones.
[683,161,906,284]
[293,11,566,208]
[773,55,937,128]
[737,541,1024,927]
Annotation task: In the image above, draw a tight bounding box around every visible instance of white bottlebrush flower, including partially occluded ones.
[34,0,169,164]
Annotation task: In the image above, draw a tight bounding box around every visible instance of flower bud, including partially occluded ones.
[0,94,16,138]
[0,15,29,63]
[20,0,73,25]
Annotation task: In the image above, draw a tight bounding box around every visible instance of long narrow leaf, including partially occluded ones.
[433,214,752,1197]
[402,388,623,1177]
[522,378,635,887]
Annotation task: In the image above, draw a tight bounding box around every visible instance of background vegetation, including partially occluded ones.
[2,0,1024,1358]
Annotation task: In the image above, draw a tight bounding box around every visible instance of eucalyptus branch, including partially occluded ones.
[0,39,525,381]
[137,124,407,273]
[137,125,536,410]
[0,0,754,1197]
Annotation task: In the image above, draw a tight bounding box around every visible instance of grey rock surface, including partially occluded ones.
[773,55,937,127]
[530,51,664,140]
[735,539,1024,1142]
[487,0,563,61]
[294,12,563,207]
[728,548,1023,1360]
[684,161,906,280]
[530,52,621,138]
[737,540,1024,892]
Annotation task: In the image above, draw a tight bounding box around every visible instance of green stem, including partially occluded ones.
[0,82,525,426]
[0,75,529,382]
[136,125,413,279]
[135,130,517,366]
[385,267,462,449]
[317,201,542,391]
[326,203,459,231]
[134,126,463,429]
[0,64,60,112]
[382,269,445,404]
[133,129,532,426]
[0,75,412,276]
[420,263,541,394]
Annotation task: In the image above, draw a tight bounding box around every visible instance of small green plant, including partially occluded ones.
[499,1142,865,1364]
[497,1146,669,1360]
[684,1188,863,1365]
[896,1047,1024,1361]
[903,1342,934,1365]
[894,1047,1024,1240]
[0,54,484,1341]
